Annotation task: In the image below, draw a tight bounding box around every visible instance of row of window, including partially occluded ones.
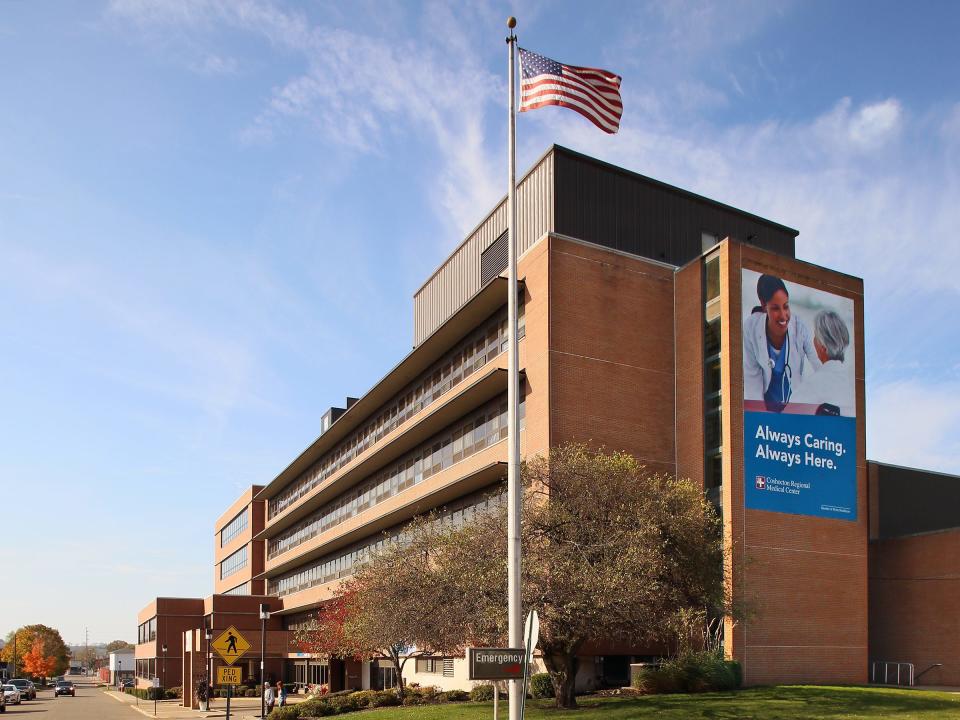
[220,545,248,580]
[135,658,156,679]
[267,486,506,597]
[292,662,329,686]
[704,253,723,500]
[137,617,156,645]
[415,657,455,677]
[268,391,525,560]
[222,581,250,596]
[220,508,248,547]
[268,302,525,519]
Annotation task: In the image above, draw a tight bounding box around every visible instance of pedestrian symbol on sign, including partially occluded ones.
[212,626,251,666]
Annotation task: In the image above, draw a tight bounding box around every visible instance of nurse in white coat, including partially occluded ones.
[743,274,821,411]
[790,310,855,416]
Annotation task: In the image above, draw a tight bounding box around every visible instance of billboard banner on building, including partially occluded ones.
[742,269,857,520]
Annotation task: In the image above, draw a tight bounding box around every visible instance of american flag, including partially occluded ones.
[518,48,622,134]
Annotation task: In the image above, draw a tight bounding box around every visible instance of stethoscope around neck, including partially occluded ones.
[766,327,792,403]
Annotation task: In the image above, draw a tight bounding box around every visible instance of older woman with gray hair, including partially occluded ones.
[790,310,855,416]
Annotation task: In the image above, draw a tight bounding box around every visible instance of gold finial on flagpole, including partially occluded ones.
[507,16,516,28]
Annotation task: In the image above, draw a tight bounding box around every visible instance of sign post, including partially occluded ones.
[212,627,251,720]
[152,677,160,717]
[519,610,539,720]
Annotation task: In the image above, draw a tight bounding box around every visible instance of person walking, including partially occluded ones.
[263,681,275,717]
[276,680,286,707]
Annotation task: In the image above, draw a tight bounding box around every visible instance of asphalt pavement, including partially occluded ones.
[2,676,305,720]
[3,680,132,719]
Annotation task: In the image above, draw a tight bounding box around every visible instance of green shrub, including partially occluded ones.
[346,690,376,707]
[166,686,183,699]
[326,693,362,712]
[529,673,554,699]
[295,698,336,717]
[443,689,469,702]
[470,684,495,702]
[370,690,402,707]
[244,689,257,697]
[727,660,743,688]
[401,689,424,706]
[268,706,301,720]
[632,652,742,695]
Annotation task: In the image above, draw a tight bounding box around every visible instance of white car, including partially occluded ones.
[1,685,21,706]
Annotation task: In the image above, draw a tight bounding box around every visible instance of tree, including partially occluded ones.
[73,646,99,671]
[294,521,471,693]
[2,626,70,677]
[330,445,731,709]
[105,640,135,653]
[22,638,57,681]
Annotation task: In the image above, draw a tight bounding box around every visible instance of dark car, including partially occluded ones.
[7,679,35,701]
[120,678,135,689]
[54,680,76,697]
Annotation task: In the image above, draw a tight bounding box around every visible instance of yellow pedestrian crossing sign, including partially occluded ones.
[217,666,242,686]
[212,626,251,665]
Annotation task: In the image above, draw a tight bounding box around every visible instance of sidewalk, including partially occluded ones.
[106,688,308,719]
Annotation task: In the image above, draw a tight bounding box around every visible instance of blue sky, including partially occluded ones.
[1,0,958,645]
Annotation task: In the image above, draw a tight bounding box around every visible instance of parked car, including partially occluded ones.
[1,685,20,706]
[7,679,35,700]
[54,680,76,697]
[120,678,136,689]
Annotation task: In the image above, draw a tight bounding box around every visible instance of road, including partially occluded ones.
[3,678,133,720]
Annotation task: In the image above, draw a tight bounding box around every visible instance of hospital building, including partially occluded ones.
[135,146,960,700]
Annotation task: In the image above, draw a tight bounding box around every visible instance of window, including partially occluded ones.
[374,661,396,691]
[220,509,248,547]
[137,617,156,644]
[268,390,526,561]
[703,254,723,510]
[416,657,441,674]
[268,300,526,520]
[267,485,507,597]
[220,545,248,579]
[223,581,250,596]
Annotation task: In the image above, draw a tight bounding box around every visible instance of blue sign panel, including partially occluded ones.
[743,411,856,520]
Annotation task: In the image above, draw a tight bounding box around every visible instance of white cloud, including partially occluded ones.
[813,97,902,151]
[108,0,503,237]
[195,52,237,74]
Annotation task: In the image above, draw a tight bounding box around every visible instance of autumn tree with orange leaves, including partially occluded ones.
[22,638,57,681]
[2,625,70,678]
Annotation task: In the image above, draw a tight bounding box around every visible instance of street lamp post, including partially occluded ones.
[118,659,122,689]
[155,643,167,717]
[259,603,270,720]
[205,625,213,711]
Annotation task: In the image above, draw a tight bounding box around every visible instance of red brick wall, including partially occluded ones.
[674,258,705,487]
[548,236,677,475]
[869,528,960,686]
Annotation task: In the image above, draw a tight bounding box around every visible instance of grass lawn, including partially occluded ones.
[360,686,960,719]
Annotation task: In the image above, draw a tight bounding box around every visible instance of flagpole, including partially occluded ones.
[505,15,522,720]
